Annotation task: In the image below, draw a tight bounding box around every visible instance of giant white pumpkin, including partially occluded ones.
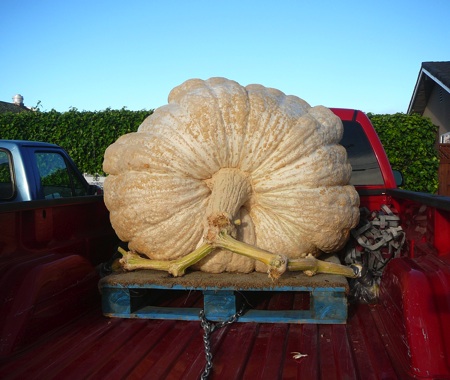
[103,77,360,274]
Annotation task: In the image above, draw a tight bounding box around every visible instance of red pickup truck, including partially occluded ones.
[1,109,449,379]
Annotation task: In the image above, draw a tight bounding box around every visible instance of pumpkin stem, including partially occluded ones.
[288,254,360,278]
[212,230,288,280]
[203,168,252,241]
[118,244,214,277]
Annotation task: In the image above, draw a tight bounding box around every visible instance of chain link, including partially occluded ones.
[199,304,246,380]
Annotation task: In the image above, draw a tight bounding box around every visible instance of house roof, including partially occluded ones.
[0,101,30,114]
[408,61,450,115]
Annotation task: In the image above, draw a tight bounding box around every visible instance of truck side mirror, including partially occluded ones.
[393,170,404,187]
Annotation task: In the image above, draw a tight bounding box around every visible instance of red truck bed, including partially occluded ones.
[3,190,450,379]
[0,292,401,380]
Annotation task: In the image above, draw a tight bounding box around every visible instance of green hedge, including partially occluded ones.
[0,109,439,193]
[367,113,439,193]
[0,108,152,175]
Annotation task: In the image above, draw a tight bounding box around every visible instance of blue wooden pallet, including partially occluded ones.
[99,258,349,324]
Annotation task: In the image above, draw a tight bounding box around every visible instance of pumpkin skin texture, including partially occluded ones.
[103,77,360,274]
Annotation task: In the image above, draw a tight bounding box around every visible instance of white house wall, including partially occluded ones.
[423,84,450,138]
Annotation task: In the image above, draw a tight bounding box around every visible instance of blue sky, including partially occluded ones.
[1,0,449,114]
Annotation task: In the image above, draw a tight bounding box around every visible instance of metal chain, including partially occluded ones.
[344,205,405,303]
[199,304,246,380]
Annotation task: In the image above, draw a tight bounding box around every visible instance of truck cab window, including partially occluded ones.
[35,152,88,198]
[0,150,14,200]
[341,121,385,186]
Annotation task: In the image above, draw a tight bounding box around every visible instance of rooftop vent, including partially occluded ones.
[12,94,24,106]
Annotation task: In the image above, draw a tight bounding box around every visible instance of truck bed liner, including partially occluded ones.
[0,299,403,379]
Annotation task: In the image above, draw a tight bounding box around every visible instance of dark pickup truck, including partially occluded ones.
[1,109,450,380]
[0,140,101,202]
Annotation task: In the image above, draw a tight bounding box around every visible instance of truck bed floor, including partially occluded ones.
[0,300,403,380]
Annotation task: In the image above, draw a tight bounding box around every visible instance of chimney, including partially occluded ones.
[12,94,24,106]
